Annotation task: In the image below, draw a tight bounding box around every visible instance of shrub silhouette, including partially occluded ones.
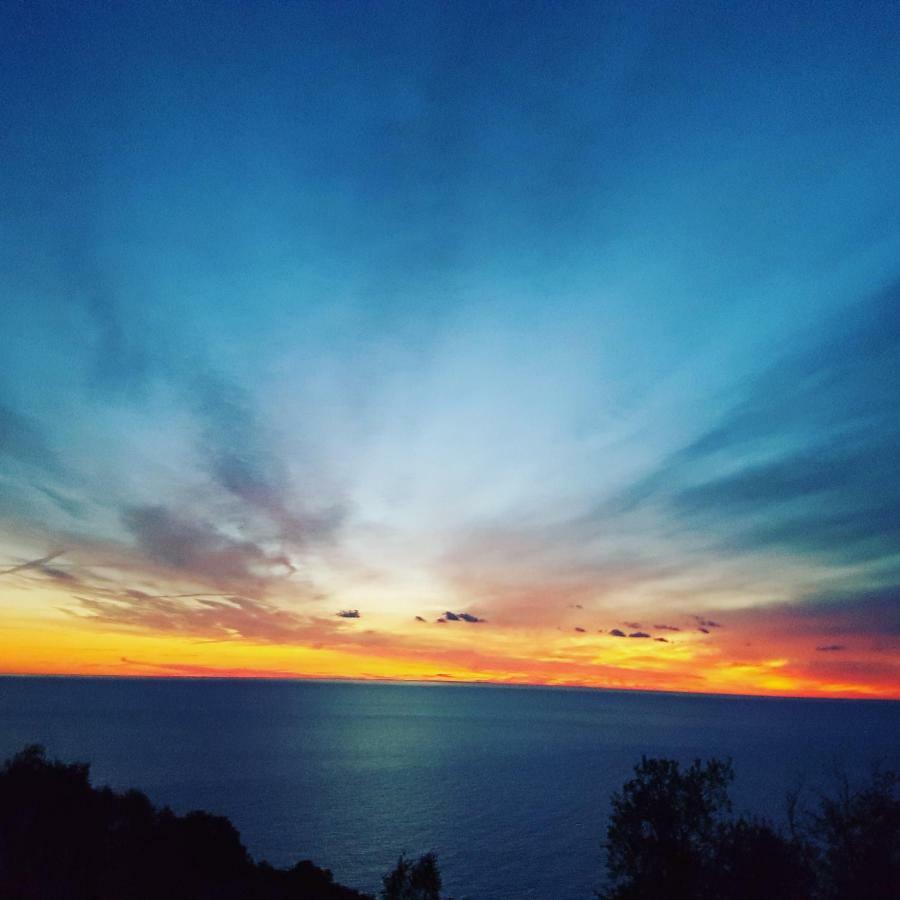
[0,744,371,900]
[600,756,897,900]
[380,852,442,900]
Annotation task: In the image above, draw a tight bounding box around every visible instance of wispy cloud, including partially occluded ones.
[622,284,900,575]
[0,405,63,474]
[0,550,66,577]
[189,375,345,546]
[70,592,338,644]
[122,505,296,589]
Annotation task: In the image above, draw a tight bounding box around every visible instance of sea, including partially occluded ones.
[0,676,897,899]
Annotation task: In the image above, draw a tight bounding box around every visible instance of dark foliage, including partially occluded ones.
[0,744,371,900]
[713,816,813,900]
[811,768,900,900]
[601,756,898,900]
[380,852,442,900]
[602,757,741,899]
[3,744,896,900]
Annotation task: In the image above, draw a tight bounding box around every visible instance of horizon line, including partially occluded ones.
[2,670,897,704]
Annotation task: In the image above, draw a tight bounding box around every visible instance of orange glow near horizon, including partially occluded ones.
[1,587,896,701]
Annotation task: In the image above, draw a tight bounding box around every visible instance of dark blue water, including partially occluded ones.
[0,677,897,899]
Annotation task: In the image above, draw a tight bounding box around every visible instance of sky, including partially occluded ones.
[1,0,899,698]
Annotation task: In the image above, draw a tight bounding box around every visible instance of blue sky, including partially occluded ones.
[1,1,898,693]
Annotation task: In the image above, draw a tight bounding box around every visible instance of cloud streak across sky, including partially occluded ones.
[1,1,899,697]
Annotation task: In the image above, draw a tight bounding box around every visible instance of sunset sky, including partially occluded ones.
[2,1,899,698]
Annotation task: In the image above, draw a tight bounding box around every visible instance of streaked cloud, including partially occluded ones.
[71,592,337,645]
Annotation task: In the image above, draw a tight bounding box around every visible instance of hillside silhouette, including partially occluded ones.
[0,745,371,900]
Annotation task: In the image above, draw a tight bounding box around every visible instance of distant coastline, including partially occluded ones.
[1,671,897,703]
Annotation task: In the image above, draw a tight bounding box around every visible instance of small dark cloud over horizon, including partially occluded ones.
[441,611,484,623]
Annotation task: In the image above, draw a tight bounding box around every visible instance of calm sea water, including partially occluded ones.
[0,677,897,899]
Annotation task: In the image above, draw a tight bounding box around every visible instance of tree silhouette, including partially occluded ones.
[811,768,900,900]
[600,756,899,900]
[601,757,735,899]
[600,756,814,900]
